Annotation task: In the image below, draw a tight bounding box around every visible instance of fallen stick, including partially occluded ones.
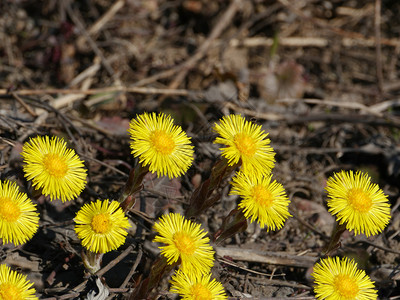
[216,246,318,268]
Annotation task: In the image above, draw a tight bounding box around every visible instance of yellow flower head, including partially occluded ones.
[128,112,194,179]
[0,180,39,245]
[213,114,275,176]
[230,171,291,230]
[311,256,377,300]
[170,270,227,300]
[325,170,391,237]
[21,136,87,202]
[0,264,38,300]
[153,213,214,275]
[74,199,131,253]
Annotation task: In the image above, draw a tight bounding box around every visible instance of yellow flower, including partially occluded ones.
[0,264,38,300]
[230,171,291,230]
[74,199,131,253]
[170,270,227,300]
[128,112,194,179]
[153,213,214,275]
[325,170,391,237]
[213,114,275,176]
[0,180,39,245]
[21,136,87,202]
[311,256,377,300]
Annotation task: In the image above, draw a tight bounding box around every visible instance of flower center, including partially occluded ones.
[0,282,22,300]
[252,185,273,207]
[191,283,212,300]
[0,197,21,222]
[43,153,68,178]
[347,188,372,213]
[173,232,196,256]
[150,130,175,155]
[333,274,359,299]
[234,133,256,157]
[91,214,111,234]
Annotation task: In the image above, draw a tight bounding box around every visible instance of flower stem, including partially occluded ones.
[129,256,177,299]
[213,208,248,245]
[82,250,104,274]
[119,163,149,212]
[185,157,239,218]
[322,222,347,256]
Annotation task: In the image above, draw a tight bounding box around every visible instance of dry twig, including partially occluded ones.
[216,246,318,268]
[374,0,384,95]
[165,0,243,93]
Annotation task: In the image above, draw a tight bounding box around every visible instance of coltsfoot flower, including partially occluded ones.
[230,171,291,230]
[0,264,38,299]
[0,180,39,245]
[170,270,227,300]
[213,114,275,176]
[153,213,214,275]
[128,112,194,179]
[311,256,377,300]
[21,135,87,202]
[74,199,131,253]
[325,170,391,237]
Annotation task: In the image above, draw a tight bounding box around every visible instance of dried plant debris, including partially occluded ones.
[1,0,400,299]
